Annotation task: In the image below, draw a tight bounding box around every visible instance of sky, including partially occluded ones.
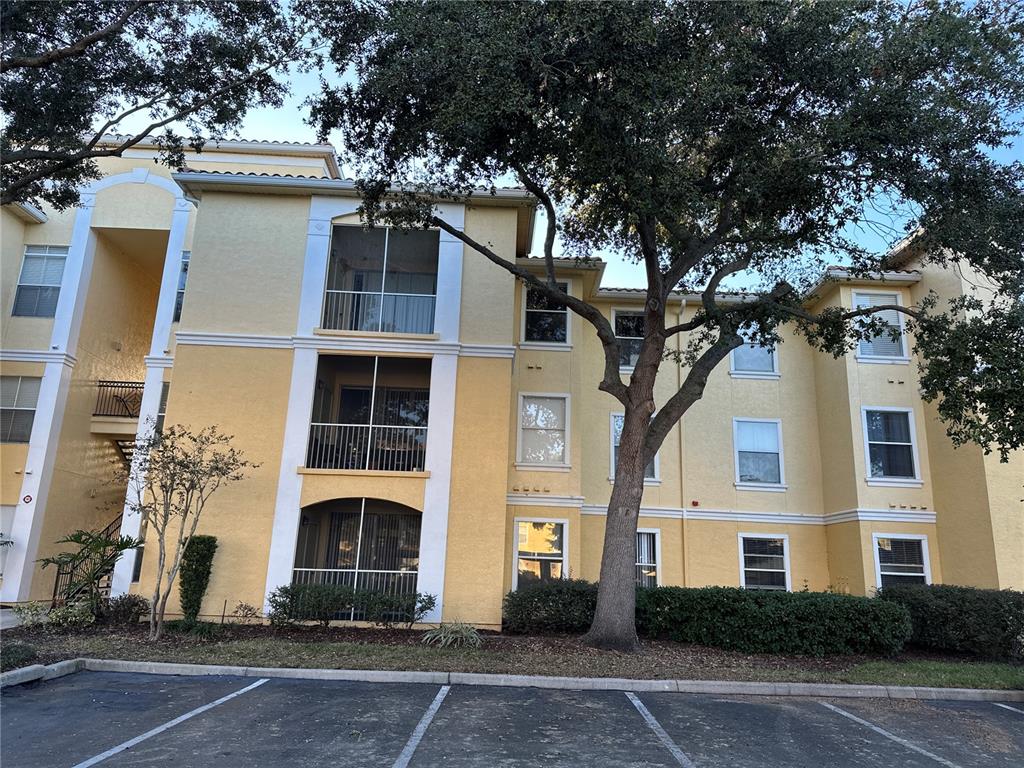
[174,67,1022,291]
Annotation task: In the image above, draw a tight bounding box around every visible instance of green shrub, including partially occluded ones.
[103,594,150,626]
[360,592,436,629]
[10,601,49,627]
[879,584,1024,659]
[422,622,483,649]
[48,600,96,630]
[503,581,912,656]
[179,535,218,625]
[266,583,359,627]
[0,642,37,672]
[503,579,598,634]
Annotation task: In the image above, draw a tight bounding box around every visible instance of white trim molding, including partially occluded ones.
[871,532,933,590]
[507,493,585,508]
[143,355,174,368]
[174,331,512,359]
[578,505,936,526]
[0,349,76,367]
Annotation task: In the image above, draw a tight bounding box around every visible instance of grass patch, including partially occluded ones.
[3,624,1021,690]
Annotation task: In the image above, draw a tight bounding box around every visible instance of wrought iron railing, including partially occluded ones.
[51,514,124,606]
[306,423,427,472]
[322,290,436,334]
[94,380,145,418]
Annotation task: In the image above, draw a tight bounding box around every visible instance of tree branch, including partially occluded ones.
[0,1,153,73]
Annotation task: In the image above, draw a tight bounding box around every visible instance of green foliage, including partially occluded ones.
[165,619,223,640]
[0,641,37,672]
[422,622,483,649]
[10,601,49,627]
[504,581,912,656]
[503,579,598,634]
[39,528,141,618]
[178,535,218,625]
[266,584,436,629]
[879,584,1024,659]
[103,594,150,626]
[48,600,96,630]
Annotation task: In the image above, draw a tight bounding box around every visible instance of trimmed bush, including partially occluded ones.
[48,600,96,630]
[103,594,150,626]
[503,581,912,656]
[360,591,436,629]
[178,535,218,625]
[0,642,37,672]
[266,584,437,628]
[503,579,598,634]
[879,584,1024,659]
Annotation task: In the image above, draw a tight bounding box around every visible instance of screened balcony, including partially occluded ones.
[322,225,439,335]
[293,498,421,620]
[306,355,430,472]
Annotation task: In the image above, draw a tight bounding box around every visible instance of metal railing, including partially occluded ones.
[306,423,427,471]
[322,290,436,334]
[94,380,145,418]
[292,568,418,621]
[51,514,123,606]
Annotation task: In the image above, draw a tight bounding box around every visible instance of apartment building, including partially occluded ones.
[1,143,1020,627]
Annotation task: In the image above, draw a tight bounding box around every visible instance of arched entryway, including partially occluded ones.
[292,498,421,606]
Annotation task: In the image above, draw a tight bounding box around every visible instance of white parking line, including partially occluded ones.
[992,702,1024,715]
[626,692,698,768]
[819,702,961,768]
[391,684,451,768]
[70,678,269,768]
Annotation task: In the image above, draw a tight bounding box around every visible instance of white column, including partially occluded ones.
[417,352,459,621]
[110,201,191,596]
[0,196,98,602]
[433,204,465,343]
[262,347,318,612]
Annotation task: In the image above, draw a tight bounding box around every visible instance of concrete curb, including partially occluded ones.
[3,658,1022,701]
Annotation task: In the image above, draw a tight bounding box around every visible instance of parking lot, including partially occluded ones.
[1,671,1022,767]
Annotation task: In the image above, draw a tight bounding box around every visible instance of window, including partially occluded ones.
[731,330,778,376]
[323,226,439,334]
[733,419,785,488]
[739,535,790,590]
[523,282,569,344]
[518,394,569,466]
[13,245,67,317]
[0,376,41,443]
[854,292,906,359]
[874,536,929,588]
[172,251,190,322]
[614,310,644,369]
[610,413,657,481]
[863,408,918,481]
[514,520,566,588]
[154,382,171,433]
[636,530,659,587]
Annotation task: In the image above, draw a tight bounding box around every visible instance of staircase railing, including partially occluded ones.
[94,381,145,418]
[51,514,124,606]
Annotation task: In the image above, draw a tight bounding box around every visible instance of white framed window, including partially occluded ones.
[861,407,922,487]
[513,518,568,589]
[12,245,68,317]
[172,251,190,322]
[730,329,779,378]
[738,534,791,591]
[0,376,41,443]
[733,418,786,490]
[521,281,570,347]
[872,534,931,589]
[613,309,644,370]
[517,393,570,468]
[854,291,908,362]
[636,529,660,587]
[609,413,658,483]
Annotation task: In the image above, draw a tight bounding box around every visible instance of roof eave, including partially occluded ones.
[5,201,47,224]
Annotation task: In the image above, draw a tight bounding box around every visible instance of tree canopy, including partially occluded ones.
[1,0,351,210]
[312,0,1024,649]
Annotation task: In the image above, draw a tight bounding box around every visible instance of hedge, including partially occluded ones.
[503,580,912,656]
[179,535,218,624]
[267,583,436,629]
[878,584,1024,659]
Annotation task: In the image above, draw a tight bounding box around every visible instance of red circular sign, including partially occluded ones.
[22,495,32,503]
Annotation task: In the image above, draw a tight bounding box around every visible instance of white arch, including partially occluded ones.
[82,166,186,200]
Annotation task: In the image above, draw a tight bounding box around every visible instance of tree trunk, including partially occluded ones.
[582,403,651,651]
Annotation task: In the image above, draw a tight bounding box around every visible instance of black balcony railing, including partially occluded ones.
[94,381,145,418]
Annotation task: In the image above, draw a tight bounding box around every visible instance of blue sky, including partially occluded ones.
[192,68,1022,290]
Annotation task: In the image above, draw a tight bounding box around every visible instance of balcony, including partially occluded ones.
[91,380,144,441]
[305,355,431,473]
[321,224,439,335]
